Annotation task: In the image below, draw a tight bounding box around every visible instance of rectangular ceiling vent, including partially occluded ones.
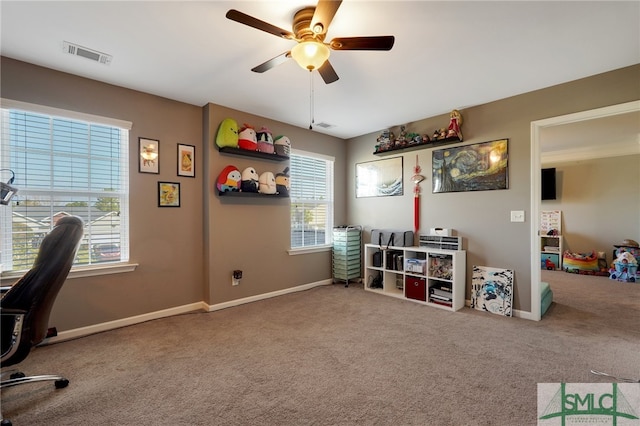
[314,122,335,129]
[62,41,112,65]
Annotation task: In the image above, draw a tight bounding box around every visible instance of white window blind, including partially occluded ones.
[0,102,130,272]
[289,150,334,248]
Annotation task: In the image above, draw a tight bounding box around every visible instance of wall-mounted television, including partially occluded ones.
[541,167,556,200]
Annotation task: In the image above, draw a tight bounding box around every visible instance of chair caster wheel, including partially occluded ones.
[9,372,25,380]
[55,379,69,389]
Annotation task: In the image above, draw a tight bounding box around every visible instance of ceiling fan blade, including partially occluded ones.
[318,60,339,84]
[329,36,395,51]
[251,52,291,73]
[310,0,342,36]
[226,9,295,40]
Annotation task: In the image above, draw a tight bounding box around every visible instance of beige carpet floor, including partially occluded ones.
[1,270,638,425]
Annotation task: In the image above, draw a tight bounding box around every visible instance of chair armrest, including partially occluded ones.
[0,307,27,316]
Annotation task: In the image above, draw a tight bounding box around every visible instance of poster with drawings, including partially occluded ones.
[471,265,514,317]
[540,210,562,234]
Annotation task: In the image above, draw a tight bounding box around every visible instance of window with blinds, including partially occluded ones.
[289,150,334,249]
[0,103,130,272]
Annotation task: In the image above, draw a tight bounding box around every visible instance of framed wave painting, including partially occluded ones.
[471,265,514,317]
[356,156,403,198]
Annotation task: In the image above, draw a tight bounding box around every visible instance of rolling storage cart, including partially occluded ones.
[332,225,362,287]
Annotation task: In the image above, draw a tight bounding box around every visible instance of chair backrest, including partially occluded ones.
[1,215,84,364]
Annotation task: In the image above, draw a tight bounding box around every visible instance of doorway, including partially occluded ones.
[529,100,640,320]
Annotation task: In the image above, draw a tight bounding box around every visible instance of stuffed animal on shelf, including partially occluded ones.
[256,126,275,154]
[275,167,290,196]
[274,135,291,157]
[215,118,239,148]
[238,124,258,151]
[258,171,277,194]
[240,166,259,192]
[216,165,241,193]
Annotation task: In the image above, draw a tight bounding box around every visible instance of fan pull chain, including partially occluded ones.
[309,70,314,130]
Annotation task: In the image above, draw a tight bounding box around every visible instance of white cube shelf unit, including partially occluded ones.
[364,244,466,311]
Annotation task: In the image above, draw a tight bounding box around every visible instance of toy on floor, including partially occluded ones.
[609,251,637,282]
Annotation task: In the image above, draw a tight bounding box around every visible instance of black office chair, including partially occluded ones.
[1,215,84,426]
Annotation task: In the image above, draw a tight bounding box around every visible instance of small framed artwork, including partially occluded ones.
[158,181,180,207]
[177,144,195,177]
[356,156,403,198]
[139,137,160,174]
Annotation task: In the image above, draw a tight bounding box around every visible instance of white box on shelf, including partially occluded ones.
[429,228,452,236]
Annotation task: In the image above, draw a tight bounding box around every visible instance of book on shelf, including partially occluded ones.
[429,288,452,299]
[429,283,452,292]
[429,293,452,302]
[429,298,453,307]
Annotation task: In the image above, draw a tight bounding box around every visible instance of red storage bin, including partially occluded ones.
[405,276,426,301]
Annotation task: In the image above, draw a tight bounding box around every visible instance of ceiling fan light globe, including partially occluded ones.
[291,41,330,71]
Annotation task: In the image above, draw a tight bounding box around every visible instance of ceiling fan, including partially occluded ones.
[226,0,395,84]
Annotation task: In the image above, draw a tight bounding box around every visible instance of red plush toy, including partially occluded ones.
[238,124,257,151]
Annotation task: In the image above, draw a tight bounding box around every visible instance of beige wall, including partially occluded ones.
[346,64,640,312]
[1,55,638,330]
[203,104,346,305]
[0,57,346,331]
[542,155,640,258]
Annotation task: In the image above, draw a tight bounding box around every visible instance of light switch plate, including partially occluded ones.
[510,210,525,222]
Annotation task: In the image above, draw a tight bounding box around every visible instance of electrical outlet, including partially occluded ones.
[510,210,525,222]
[232,270,242,286]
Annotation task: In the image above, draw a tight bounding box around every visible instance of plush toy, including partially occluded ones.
[274,135,291,157]
[238,124,257,151]
[216,165,241,193]
[240,167,259,192]
[275,167,290,196]
[258,171,277,194]
[609,251,638,282]
[256,126,275,154]
[215,118,239,148]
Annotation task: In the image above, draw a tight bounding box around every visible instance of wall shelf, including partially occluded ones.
[217,191,288,198]
[218,146,289,162]
[373,136,462,156]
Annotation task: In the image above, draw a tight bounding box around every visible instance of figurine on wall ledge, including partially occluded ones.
[446,109,463,141]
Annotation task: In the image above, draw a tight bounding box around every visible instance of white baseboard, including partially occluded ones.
[44,279,332,344]
[206,279,332,312]
[464,298,536,320]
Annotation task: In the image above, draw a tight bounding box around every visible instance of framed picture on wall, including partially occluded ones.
[432,138,509,193]
[139,137,159,174]
[158,181,180,207]
[356,156,403,198]
[177,144,195,177]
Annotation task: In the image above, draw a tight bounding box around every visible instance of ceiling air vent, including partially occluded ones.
[314,122,335,129]
[63,41,112,65]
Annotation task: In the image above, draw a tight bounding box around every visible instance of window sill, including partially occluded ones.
[0,262,138,284]
[287,245,332,255]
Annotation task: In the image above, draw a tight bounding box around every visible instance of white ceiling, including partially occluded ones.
[1,1,639,141]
